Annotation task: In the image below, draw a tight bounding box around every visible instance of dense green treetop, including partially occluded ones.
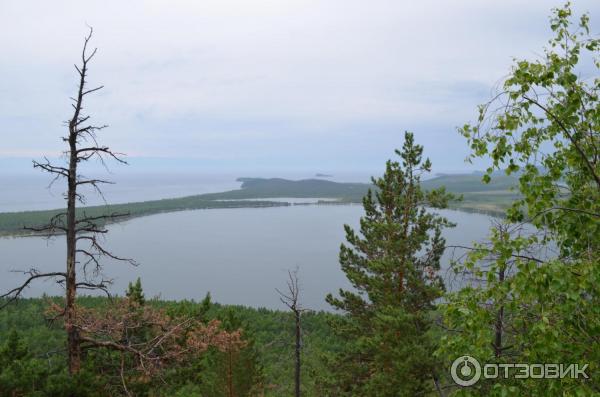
[324,132,454,396]
[439,3,600,395]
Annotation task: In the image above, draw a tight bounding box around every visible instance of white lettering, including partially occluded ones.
[545,364,559,379]
[514,364,529,379]
[484,364,498,379]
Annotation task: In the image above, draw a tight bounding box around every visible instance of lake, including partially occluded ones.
[0,205,496,310]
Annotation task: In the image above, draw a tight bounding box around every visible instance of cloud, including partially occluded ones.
[0,0,598,171]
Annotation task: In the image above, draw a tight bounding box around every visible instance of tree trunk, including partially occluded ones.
[432,372,446,397]
[494,266,505,358]
[276,268,302,397]
[227,346,235,397]
[294,310,301,397]
[66,121,80,375]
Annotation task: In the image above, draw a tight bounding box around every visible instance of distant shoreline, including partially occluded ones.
[0,175,514,237]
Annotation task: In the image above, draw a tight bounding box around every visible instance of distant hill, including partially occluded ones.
[423,173,518,192]
[0,173,520,235]
[423,173,520,215]
[200,178,370,201]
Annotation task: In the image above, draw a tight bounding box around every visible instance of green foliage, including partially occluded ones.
[204,177,371,201]
[0,297,341,396]
[3,4,599,397]
[323,132,454,396]
[126,277,146,306]
[0,326,106,397]
[460,1,600,257]
[439,231,600,395]
[195,309,264,397]
[440,3,600,395]
[0,329,46,396]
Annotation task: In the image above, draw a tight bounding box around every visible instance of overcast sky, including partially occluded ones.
[1,0,599,175]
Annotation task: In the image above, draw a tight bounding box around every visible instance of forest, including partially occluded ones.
[0,3,599,397]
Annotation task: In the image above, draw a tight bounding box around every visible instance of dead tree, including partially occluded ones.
[0,28,134,375]
[276,268,305,397]
[0,30,245,396]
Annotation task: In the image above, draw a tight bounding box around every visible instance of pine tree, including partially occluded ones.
[199,309,264,397]
[325,132,453,396]
[126,277,145,306]
[0,329,49,396]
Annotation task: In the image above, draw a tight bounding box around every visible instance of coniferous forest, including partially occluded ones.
[0,3,599,396]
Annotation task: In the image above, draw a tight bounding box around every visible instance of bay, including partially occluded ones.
[0,205,496,310]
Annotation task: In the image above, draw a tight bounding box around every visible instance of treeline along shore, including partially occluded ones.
[0,174,518,236]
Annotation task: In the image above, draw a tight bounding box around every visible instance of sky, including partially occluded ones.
[1,0,599,176]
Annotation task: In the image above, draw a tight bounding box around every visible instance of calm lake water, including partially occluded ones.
[0,205,496,310]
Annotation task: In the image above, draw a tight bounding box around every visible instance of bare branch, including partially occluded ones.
[0,270,67,308]
[75,115,90,125]
[25,212,68,235]
[75,280,112,297]
[76,146,128,164]
[76,178,114,187]
[532,206,600,219]
[276,269,301,311]
[82,85,104,96]
[446,245,545,264]
[276,267,304,397]
[32,157,69,178]
[76,235,138,266]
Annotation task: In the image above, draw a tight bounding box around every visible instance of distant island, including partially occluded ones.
[0,174,519,236]
[315,173,333,178]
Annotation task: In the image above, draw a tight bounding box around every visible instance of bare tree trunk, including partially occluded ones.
[276,268,303,397]
[66,154,80,374]
[294,309,301,397]
[65,61,84,375]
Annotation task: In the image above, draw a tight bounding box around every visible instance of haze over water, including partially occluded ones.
[0,170,375,212]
